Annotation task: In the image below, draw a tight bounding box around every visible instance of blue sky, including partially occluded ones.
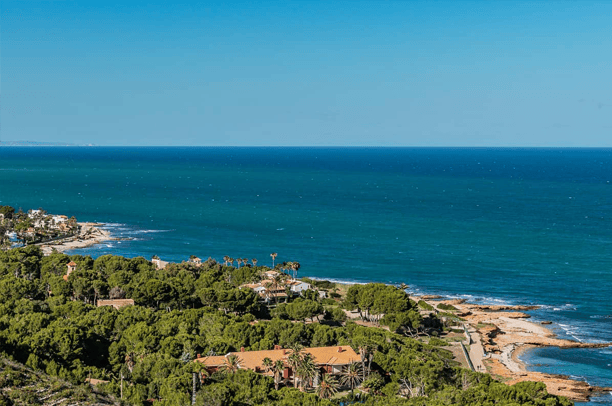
[2,1,611,146]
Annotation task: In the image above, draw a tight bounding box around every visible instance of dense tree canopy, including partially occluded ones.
[0,247,572,406]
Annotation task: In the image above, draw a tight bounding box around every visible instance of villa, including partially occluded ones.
[241,280,289,303]
[195,345,359,381]
[240,274,318,303]
[52,215,68,224]
[286,280,312,294]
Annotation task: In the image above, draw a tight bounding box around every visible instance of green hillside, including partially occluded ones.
[0,358,118,406]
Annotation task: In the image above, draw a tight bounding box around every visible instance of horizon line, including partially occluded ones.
[2,144,612,149]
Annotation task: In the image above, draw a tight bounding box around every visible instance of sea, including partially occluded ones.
[1,147,611,404]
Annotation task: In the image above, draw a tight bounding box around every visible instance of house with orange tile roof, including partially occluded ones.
[194,345,359,384]
[63,261,77,281]
[240,280,288,303]
[189,256,202,266]
[262,270,280,279]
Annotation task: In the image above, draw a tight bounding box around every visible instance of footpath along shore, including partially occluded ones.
[37,222,113,255]
[420,297,612,402]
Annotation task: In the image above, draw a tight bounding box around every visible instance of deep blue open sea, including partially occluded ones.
[1,147,611,404]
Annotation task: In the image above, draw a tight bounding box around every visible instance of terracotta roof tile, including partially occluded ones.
[195,346,358,371]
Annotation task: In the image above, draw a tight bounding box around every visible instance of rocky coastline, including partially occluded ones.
[38,222,113,255]
[430,299,612,402]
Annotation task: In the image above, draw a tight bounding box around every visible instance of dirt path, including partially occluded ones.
[468,330,487,373]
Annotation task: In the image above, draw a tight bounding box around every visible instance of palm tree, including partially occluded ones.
[220,354,242,374]
[242,258,249,267]
[223,256,230,266]
[271,273,288,304]
[316,374,339,399]
[272,359,285,390]
[287,344,304,389]
[284,262,291,276]
[252,258,258,267]
[270,252,278,268]
[297,353,317,390]
[236,258,242,268]
[340,362,363,394]
[263,281,274,303]
[359,345,370,380]
[262,357,273,374]
[290,261,301,280]
[125,352,136,373]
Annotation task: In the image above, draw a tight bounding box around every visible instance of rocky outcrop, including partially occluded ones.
[452,301,612,402]
[467,304,540,311]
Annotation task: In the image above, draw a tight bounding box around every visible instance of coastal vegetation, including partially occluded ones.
[0,246,573,406]
[0,358,116,406]
[437,303,458,312]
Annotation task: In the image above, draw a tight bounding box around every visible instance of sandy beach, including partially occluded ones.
[425,298,612,402]
[37,222,113,255]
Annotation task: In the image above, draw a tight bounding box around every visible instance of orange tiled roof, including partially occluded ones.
[67,261,77,266]
[195,346,358,371]
[241,283,263,289]
[265,292,288,298]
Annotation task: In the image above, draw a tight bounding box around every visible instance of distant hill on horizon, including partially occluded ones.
[0,140,85,146]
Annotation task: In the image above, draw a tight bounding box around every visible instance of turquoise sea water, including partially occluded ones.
[1,147,611,403]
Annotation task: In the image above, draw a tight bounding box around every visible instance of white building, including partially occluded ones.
[262,270,280,279]
[287,280,312,294]
[52,215,68,224]
[152,257,169,270]
[28,210,43,218]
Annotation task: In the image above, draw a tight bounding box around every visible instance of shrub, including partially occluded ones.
[428,337,448,346]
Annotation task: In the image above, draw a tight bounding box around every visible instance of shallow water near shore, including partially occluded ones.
[521,346,612,405]
[1,146,611,401]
